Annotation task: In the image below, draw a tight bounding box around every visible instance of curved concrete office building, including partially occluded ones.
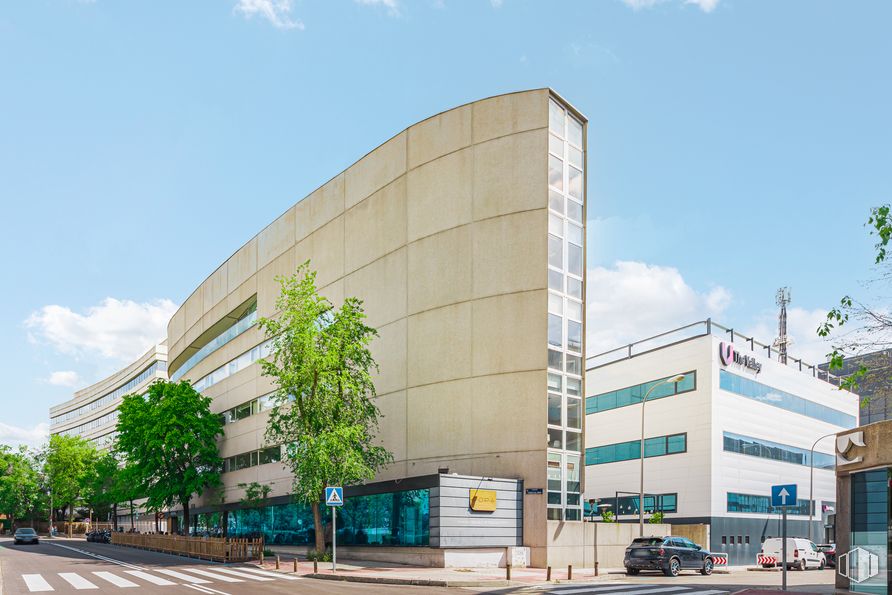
[165,89,587,566]
[49,344,168,451]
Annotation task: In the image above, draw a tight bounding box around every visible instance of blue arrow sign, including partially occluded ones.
[325,486,344,507]
[771,484,797,508]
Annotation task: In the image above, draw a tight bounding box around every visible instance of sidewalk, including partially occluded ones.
[251,553,630,588]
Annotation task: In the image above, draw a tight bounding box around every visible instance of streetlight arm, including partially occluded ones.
[808,431,838,543]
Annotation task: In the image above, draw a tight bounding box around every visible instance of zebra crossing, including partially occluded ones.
[18,566,301,592]
[538,584,730,595]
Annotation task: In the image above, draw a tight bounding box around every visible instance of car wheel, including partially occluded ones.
[797,560,806,571]
[626,568,640,575]
[819,559,826,570]
[701,557,714,576]
[664,558,681,577]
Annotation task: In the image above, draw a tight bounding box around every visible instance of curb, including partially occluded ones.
[305,573,510,588]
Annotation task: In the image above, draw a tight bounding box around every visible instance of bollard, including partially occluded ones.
[568,564,572,580]
[260,550,264,565]
[276,555,280,570]
[506,563,511,581]
[595,561,599,577]
[313,560,318,574]
[293,558,297,573]
[546,566,552,581]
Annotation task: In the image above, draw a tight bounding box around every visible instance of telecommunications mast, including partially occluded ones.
[774,287,792,364]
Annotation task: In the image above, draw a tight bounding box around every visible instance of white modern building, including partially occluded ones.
[584,320,858,565]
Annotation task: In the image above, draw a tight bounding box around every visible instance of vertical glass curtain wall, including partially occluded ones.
[195,488,430,547]
[848,469,889,595]
[546,97,585,523]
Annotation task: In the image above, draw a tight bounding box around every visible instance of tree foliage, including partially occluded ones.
[44,434,97,534]
[82,449,122,521]
[0,446,43,527]
[115,380,223,533]
[260,262,392,552]
[819,204,892,394]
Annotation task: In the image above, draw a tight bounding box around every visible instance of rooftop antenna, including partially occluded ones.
[774,287,792,364]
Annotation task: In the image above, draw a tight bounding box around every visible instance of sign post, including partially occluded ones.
[325,487,344,572]
[771,484,797,591]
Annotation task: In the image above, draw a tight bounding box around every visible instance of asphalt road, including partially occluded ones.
[0,537,453,595]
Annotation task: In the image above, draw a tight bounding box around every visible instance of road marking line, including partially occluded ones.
[191,586,231,595]
[687,591,729,595]
[58,573,99,590]
[91,572,139,588]
[207,569,272,581]
[231,567,301,580]
[183,585,217,595]
[597,588,692,595]
[48,544,144,571]
[154,570,210,584]
[550,586,636,593]
[179,569,243,583]
[22,575,54,592]
[123,571,177,586]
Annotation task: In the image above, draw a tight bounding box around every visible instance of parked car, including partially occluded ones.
[85,529,111,543]
[13,528,40,545]
[760,538,826,570]
[624,536,715,577]
[817,543,836,568]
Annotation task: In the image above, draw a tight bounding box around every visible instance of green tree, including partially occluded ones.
[260,263,392,553]
[600,509,616,523]
[0,446,42,528]
[819,204,892,393]
[44,434,97,536]
[82,450,122,527]
[648,511,665,524]
[115,380,223,534]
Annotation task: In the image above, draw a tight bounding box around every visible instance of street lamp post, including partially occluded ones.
[808,431,837,543]
[640,375,687,536]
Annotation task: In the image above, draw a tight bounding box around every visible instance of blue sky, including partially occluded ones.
[1,0,889,446]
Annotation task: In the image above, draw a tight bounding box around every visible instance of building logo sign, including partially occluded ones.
[839,547,880,583]
[469,489,497,512]
[718,342,762,373]
[836,431,866,466]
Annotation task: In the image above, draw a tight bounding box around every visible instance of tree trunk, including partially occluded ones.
[68,503,73,538]
[130,500,134,530]
[112,503,117,531]
[312,501,324,553]
[182,495,190,536]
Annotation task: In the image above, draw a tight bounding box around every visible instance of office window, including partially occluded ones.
[549,155,564,191]
[586,371,697,414]
[722,536,727,545]
[585,433,687,466]
[746,536,750,545]
[549,235,563,268]
[548,314,563,348]
[567,277,582,299]
[549,190,564,214]
[567,398,582,429]
[548,428,563,449]
[567,320,582,353]
[719,370,856,427]
[548,393,562,426]
[723,432,836,470]
[566,378,581,397]
[566,354,582,376]
[548,349,563,371]
[548,269,563,291]
[587,493,678,516]
[566,199,583,224]
[727,492,812,516]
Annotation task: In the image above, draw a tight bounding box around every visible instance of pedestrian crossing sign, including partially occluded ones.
[325,486,344,507]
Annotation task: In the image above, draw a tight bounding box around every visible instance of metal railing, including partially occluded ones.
[586,319,846,387]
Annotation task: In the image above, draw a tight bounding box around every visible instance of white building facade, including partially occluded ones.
[584,320,858,565]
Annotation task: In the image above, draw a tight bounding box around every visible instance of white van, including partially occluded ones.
[760,538,826,570]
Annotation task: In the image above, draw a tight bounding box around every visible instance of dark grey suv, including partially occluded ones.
[13,528,40,545]
[624,536,714,577]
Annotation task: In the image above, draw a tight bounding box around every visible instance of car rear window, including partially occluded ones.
[631,537,664,546]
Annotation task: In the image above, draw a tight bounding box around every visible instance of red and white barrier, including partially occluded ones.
[757,554,778,566]
[711,553,729,567]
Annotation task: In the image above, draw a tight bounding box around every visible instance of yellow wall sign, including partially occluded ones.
[469,489,497,512]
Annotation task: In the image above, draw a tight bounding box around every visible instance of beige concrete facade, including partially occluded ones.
[125,89,587,566]
[49,344,168,448]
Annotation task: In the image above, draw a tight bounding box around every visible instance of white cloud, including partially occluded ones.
[46,370,81,388]
[25,297,176,363]
[491,0,504,7]
[587,261,731,355]
[233,0,305,30]
[621,0,719,13]
[0,422,49,449]
[355,0,401,17]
